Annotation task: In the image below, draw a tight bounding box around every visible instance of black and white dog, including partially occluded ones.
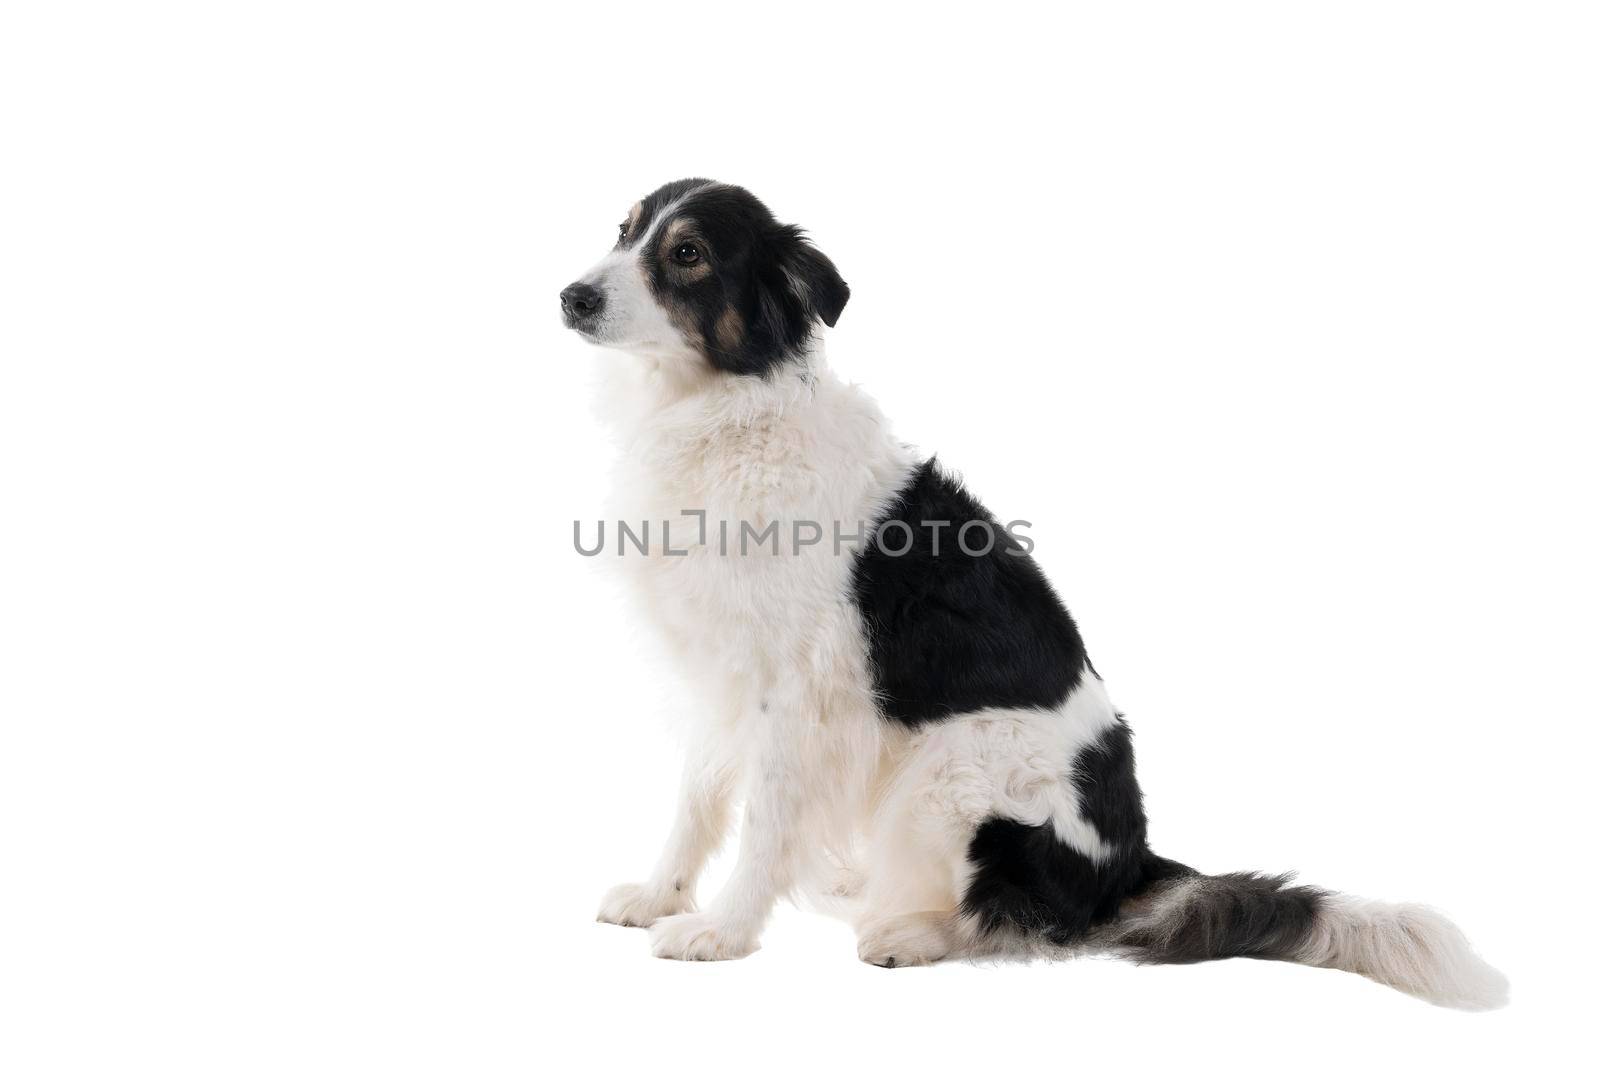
[560,179,1507,1009]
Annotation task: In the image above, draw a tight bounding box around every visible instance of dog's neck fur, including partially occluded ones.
[593,333,912,529]
[594,335,829,452]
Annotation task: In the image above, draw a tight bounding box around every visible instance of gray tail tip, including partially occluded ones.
[1115,871,1509,1010]
[1295,894,1509,1010]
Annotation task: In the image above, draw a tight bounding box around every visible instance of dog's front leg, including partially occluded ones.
[649,716,809,961]
[597,740,736,928]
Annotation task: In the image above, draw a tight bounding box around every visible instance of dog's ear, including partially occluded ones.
[742,225,850,371]
[783,235,850,328]
[760,224,849,333]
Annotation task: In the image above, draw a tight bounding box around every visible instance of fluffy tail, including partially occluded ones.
[1111,866,1509,1010]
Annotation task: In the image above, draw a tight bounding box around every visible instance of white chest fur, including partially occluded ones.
[595,354,914,715]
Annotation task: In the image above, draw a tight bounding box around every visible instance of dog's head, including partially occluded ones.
[560,180,848,376]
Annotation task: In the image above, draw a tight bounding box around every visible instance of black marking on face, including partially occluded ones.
[624,179,851,376]
[617,178,714,250]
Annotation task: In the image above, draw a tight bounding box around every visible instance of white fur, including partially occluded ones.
[1295,894,1511,1010]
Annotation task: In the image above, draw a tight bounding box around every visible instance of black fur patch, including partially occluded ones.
[625,179,848,377]
[849,460,1088,727]
[1074,716,1148,847]
[962,819,1105,942]
[961,720,1173,943]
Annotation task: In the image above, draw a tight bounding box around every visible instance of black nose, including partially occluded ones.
[560,282,604,319]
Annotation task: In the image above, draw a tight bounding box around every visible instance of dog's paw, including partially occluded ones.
[597,882,692,928]
[856,912,958,969]
[648,912,758,961]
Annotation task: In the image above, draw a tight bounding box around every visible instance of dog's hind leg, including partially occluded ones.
[851,729,984,967]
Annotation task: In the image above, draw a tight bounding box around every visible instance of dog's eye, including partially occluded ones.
[673,243,701,265]
[617,222,629,241]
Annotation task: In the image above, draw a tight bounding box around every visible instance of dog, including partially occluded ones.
[559,179,1508,1009]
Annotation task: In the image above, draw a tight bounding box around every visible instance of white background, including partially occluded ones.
[3,2,1596,1064]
